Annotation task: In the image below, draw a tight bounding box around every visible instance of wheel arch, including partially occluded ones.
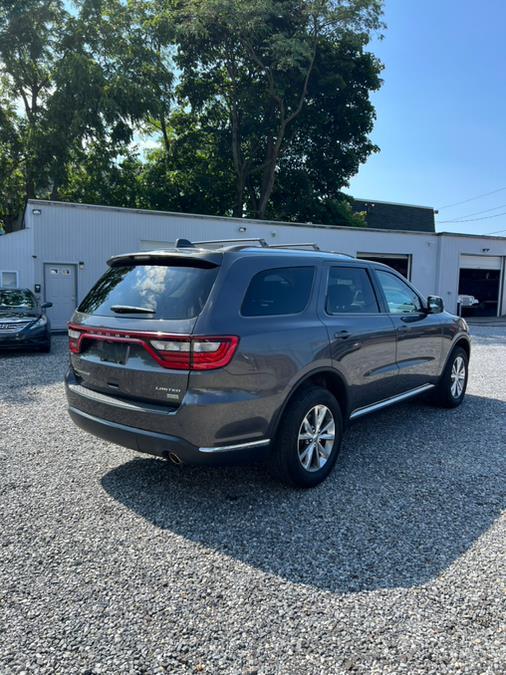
[454,336,471,360]
[269,368,350,440]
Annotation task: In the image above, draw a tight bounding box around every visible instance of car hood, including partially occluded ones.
[0,309,40,322]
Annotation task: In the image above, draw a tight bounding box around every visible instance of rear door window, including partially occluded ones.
[78,264,218,319]
[241,267,314,316]
[326,267,379,314]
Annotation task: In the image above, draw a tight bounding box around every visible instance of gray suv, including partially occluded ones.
[65,240,471,487]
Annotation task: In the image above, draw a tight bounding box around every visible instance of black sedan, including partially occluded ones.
[0,288,53,352]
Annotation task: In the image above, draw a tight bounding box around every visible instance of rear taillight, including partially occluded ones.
[150,336,239,370]
[68,324,238,371]
[68,328,81,353]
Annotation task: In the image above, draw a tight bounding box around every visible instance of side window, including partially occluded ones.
[376,270,422,314]
[241,266,314,316]
[326,267,379,314]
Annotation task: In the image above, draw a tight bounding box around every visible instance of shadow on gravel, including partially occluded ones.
[102,393,506,593]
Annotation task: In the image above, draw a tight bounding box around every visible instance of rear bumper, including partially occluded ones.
[68,405,270,465]
[65,366,272,465]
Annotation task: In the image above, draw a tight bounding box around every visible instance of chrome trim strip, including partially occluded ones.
[199,439,271,454]
[68,382,176,415]
[349,384,435,420]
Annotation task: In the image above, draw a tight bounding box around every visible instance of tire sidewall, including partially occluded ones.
[277,387,343,488]
[444,347,468,406]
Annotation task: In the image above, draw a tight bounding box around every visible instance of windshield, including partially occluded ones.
[78,264,218,320]
[0,289,36,309]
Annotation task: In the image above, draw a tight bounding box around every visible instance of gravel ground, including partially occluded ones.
[0,329,505,674]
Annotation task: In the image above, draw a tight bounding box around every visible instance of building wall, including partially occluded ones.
[436,234,506,314]
[23,200,506,317]
[0,228,34,289]
[27,200,440,305]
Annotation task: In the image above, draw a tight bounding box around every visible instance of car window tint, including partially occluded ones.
[376,270,422,314]
[326,267,379,314]
[241,267,314,316]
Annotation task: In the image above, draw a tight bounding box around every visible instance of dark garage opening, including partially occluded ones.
[458,268,500,317]
[357,254,411,279]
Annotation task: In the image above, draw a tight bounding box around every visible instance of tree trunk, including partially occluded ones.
[233,170,245,217]
[256,127,286,219]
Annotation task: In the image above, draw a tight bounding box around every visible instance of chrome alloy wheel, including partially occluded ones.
[297,404,335,472]
[450,355,466,398]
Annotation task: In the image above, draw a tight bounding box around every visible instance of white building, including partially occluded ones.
[1,199,505,329]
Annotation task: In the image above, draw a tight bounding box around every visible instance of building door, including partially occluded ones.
[459,255,502,317]
[44,264,77,330]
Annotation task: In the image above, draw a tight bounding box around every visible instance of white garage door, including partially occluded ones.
[460,255,502,270]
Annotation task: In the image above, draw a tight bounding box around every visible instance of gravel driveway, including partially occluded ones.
[1,329,505,674]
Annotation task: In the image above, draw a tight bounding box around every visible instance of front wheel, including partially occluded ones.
[271,387,343,488]
[431,347,469,408]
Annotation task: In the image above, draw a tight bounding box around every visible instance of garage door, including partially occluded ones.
[357,253,411,279]
[459,255,503,317]
[460,255,502,270]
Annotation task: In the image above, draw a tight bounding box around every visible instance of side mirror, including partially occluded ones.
[427,295,444,314]
[41,302,53,309]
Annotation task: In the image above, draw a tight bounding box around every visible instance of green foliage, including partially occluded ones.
[0,0,384,229]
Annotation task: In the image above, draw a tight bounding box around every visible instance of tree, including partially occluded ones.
[0,76,24,228]
[0,0,176,205]
[268,37,381,224]
[176,0,383,218]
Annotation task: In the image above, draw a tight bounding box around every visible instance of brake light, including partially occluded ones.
[150,336,239,370]
[68,327,81,353]
[68,324,238,371]
[191,337,239,370]
[150,338,192,370]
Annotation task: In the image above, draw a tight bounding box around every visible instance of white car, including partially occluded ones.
[458,294,480,307]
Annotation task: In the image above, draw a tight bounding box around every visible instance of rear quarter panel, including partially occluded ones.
[188,255,332,445]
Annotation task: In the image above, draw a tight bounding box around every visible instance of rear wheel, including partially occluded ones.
[271,386,343,488]
[431,347,468,408]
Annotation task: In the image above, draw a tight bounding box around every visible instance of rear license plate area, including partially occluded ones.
[98,341,128,365]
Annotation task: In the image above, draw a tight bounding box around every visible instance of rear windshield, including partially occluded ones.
[0,289,36,309]
[78,264,218,320]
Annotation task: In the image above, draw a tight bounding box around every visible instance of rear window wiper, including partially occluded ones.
[110,305,154,314]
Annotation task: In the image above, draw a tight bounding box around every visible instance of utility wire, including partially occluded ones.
[437,186,506,210]
[485,227,506,235]
[437,211,506,224]
[437,202,506,222]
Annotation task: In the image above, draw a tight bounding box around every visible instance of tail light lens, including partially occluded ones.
[150,336,239,370]
[68,328,81,353]
[68,324,238,371]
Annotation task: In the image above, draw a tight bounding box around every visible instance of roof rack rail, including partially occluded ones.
[329,250,355,259]
[192,238,268,247]
[268,243,321,251]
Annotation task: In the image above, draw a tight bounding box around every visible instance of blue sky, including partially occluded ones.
[348,0,506,235]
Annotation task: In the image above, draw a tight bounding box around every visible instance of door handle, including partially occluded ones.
[334,330,351,339]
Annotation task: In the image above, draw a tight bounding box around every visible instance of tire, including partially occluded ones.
[431,347,468,408]
[39,339,51,353]
[271,386,343,488]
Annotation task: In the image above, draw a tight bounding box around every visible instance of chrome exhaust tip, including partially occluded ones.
[167,451,183,465]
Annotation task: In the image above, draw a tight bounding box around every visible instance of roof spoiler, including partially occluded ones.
[107,250,222,268]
